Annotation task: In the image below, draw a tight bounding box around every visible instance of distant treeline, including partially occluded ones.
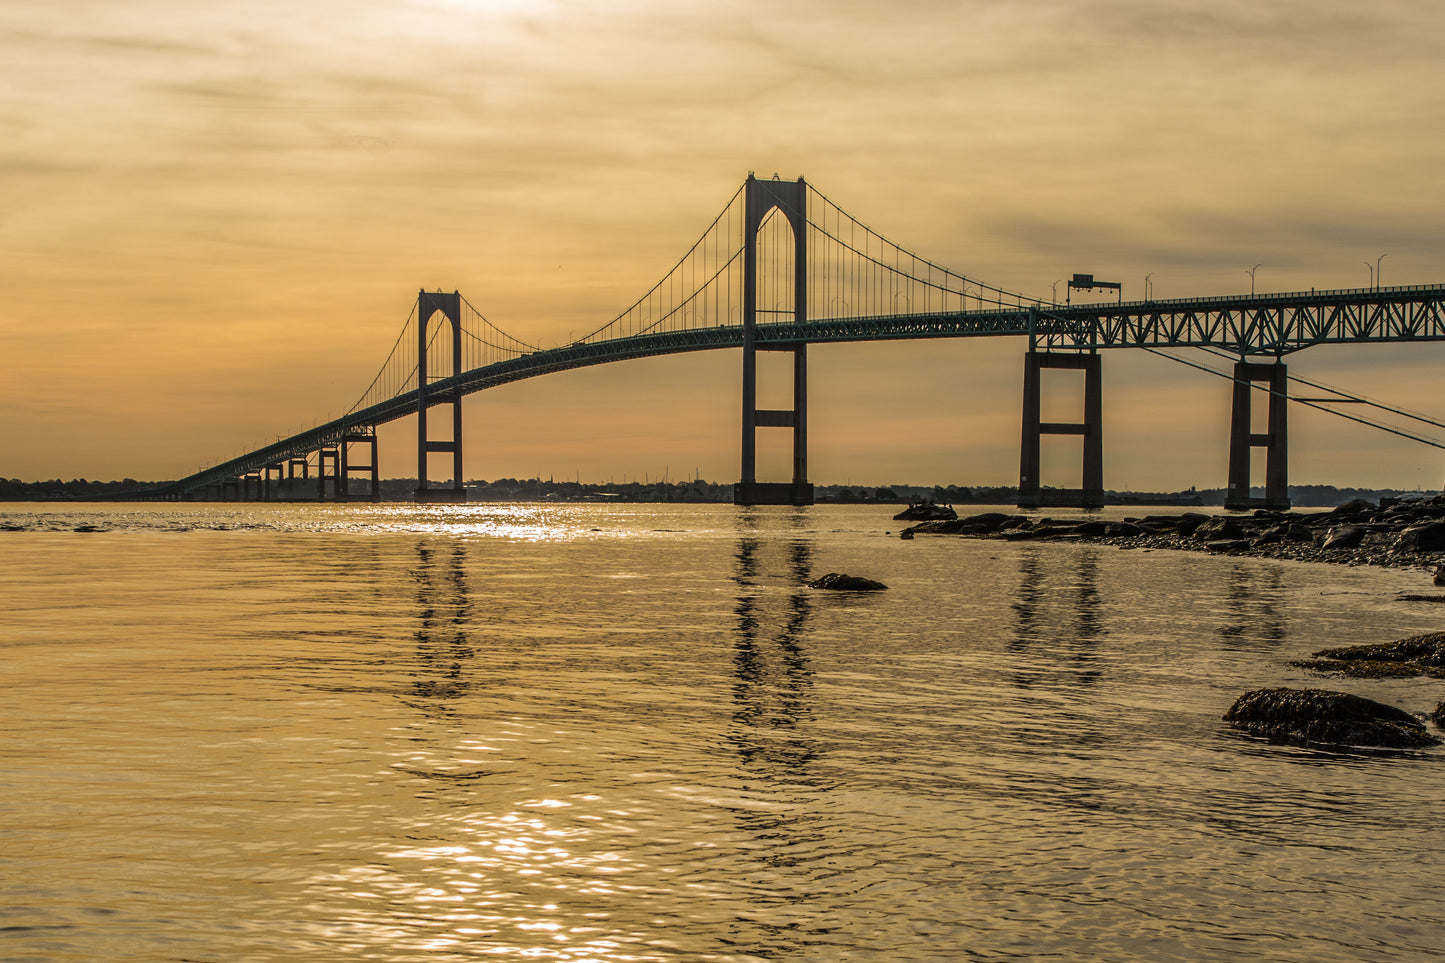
[1,478,161,500]
[2,476,1436,507]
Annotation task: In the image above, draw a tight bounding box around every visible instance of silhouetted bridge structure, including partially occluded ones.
[149,175,1445,510]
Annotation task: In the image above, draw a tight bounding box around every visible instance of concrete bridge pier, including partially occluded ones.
[1018,349,1104,508]
[339,428,380,501]
[1225,361,1289,510]
[735,174,813,507]
[286,457,309,496]
[416,290,466,504]
[263,463,284,500]
[317,447,340,501]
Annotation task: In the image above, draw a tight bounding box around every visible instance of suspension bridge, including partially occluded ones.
[147,174,1445,510]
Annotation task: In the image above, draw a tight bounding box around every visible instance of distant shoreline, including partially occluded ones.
[2,478,1436,508]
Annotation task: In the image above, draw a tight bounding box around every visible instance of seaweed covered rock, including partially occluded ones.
[1298,632,1445,678]
[1224,687,1439,750]
[808,573,888,591]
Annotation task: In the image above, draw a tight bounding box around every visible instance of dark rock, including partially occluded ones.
[1286,523,1315,543]
[899,520,963,536]
[1321,525,1368,550]
[1105,521,1147,537]
[1395,521,1445,553]
[893,503,957,522]
[1435,566,1445,587]
[1295,632,1445,679]
[1205,539,1251,553]
[1329,498,1377,518]
[1434,702,1445,727]
[900,512,1011,536]
[808,572,888,591]
[1396,595,1445,603]
[899,530,913,540]
[1314,632,1445,668]
[1224,687,1439,750]
[1174,512,1210,536]
[957,512,1011,531]
[1193,516,1247,541]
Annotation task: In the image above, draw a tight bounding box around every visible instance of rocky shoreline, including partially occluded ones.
[896,496,1445,582]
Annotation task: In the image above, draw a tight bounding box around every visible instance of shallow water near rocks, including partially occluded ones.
[3,502,1444,961]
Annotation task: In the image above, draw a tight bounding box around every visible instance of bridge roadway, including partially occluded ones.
[154,282,1445,499]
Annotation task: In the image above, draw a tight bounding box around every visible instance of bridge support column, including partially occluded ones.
[736,174,813,507]
[1225,361,1289,511]
[1018,349,1104,508]
[317,447,340,501]
[287,457,308,497]
[417,290,466,504]
[263,463,283,501]
[339,428,380,502]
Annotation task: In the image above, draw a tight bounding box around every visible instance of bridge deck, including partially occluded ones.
[151,283,1445,497]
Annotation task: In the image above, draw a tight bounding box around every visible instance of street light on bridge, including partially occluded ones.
[1247,263,1261,296]
[1145,273,1155,301]
[1376,253,1388,290]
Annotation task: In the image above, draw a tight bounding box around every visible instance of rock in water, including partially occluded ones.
[893,503,958,522]
[1224,687,1439,750]
[808,573,888,591]
[1311,632,1445,672]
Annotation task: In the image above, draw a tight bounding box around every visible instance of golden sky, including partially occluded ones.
[3,0,1444,490]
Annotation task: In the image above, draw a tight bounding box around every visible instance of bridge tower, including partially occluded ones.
[1019,309,1105,508]
[736,175,813,507]
[1225,361,1289,510]
[416,290,466,503]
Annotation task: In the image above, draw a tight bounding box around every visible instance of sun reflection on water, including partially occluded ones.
[359,504,600,542]
[316,793,666,961]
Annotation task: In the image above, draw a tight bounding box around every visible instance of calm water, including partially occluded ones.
[2,502,1444,962]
